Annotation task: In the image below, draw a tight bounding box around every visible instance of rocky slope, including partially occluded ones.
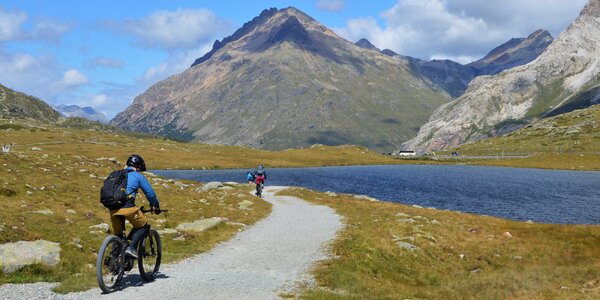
[111,7,450,151]
[360,31,553,98]
[403,0,600,153]
[55,104,108,123]
[0,84,60,122]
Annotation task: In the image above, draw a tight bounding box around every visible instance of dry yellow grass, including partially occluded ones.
[279,188,600,299]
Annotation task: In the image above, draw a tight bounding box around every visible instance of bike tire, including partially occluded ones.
[138,229,162,281]
[96,236,124,293]
[256,183,262,198]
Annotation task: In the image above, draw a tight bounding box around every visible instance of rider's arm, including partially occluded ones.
[138,174,160,207]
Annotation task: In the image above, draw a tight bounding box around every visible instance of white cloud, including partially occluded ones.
[335,0,587,62]
[84,57,124,69]
[140,43,212,84]
[0,7,27,41]
[0,7,69,43]
[316,0,344,12]
[120,8,233,51]
[62,69,89,87]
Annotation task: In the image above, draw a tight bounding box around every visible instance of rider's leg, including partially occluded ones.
[121,207,148,259]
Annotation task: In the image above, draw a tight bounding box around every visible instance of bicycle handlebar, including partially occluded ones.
[140,206,169,214]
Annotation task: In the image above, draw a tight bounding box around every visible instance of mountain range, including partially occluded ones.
[404,0,600,153]
[111,7,451,151]
[355,30,553,98]
[55,104,108,123]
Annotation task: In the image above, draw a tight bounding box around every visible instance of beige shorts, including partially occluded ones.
[110,206,147,235]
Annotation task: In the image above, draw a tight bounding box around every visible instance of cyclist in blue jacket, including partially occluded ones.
[109,154,160,259]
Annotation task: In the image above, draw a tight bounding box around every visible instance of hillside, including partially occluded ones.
[0,84,60,122]
[111,7,450,152]
[404,0,600,153]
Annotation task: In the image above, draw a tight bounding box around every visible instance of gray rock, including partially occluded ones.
[238,200,254,210]
[66,209,76,214]
[353,195,378,202]
[31,210,53,215]
[395,212,411,218]
[89,223,110,233]
[0,240,61,273]
[201,182,224,191]
[31,147,42,151]
[431,219,441,225]
[412,204,424,209]
[325,191,337,197]
[157,228,178,235]
[396,241,419,251]
[397,218,416,223]
[176,217,227,232]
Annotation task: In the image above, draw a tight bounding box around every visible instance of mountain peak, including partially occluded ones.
[581,0,600,17]
[355,38,380,51]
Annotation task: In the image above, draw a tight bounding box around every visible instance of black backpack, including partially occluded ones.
[100,169,129,209]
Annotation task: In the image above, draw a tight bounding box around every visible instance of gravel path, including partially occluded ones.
[0,186,342,300]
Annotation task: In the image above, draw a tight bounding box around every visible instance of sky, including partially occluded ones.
[0,0,588,119]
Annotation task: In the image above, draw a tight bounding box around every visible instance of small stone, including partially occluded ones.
[89,174,97,178]
[431,219,441,225]
[526,220,534,224]
[395,212,411,218]
[89,223,110,233]
[26,191,33,195]
[31,147,42,151]
[157,228,178,235]
[173,236,185,241]
[396,241,418,251]
[397,218,416,223]
[353,194,378,201]
[412,204,423,209]
[502,232,513,238]
[66,209,76,214]
[31,209,53,215]
[325,191,337,197]
[459,254,465,259]
[79,169,88,173]
[513,255,523,260]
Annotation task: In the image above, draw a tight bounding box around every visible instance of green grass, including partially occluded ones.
[279,188,600,299]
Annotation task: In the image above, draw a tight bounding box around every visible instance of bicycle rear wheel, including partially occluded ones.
[138,229,162,281]
[96,236,124,293]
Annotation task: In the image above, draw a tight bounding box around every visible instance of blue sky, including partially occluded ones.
[0,0,588,118]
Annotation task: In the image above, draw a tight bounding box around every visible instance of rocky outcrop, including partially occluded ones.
[111,7,450,152]
[355,38,380,51]
[176,217,226,232]
[0,240,61,273]
[404,0,600,152]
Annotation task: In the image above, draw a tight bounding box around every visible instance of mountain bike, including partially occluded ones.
[96,207,166,293]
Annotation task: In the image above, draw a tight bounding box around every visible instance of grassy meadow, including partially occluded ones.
[279,188,600,299]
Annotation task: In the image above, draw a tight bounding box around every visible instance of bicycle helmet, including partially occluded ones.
[126,154,146,172]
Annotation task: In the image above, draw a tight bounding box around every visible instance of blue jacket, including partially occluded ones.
[124,167,159,208]
[246,172,255,182]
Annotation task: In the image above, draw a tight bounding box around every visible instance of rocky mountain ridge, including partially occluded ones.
[403,0,600,153]
[0,84,60,122]
[356,30,553,98]
[112,7,450,151]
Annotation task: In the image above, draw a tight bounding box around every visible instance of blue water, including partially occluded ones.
[153,165,600,224]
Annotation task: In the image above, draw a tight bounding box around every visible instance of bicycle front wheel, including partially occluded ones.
[96,236,124,293]
[138,229,162,281]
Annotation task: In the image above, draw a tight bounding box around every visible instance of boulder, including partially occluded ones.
[157,228,178,235]
[0,240,61,273]
[238,200,254,210]
[502,231,513,238]
[176,217,227,232]
[201,182,224,191]
[353,195,378,202]
[395,212,411,218]
[325,191,337,197]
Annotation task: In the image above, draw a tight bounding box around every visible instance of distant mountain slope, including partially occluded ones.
[0,83,60,122]
[404,0,600,153]
[112,7,450,152]
[360,30,553,98]
[56,104,108,123]
[468,30,554,76]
